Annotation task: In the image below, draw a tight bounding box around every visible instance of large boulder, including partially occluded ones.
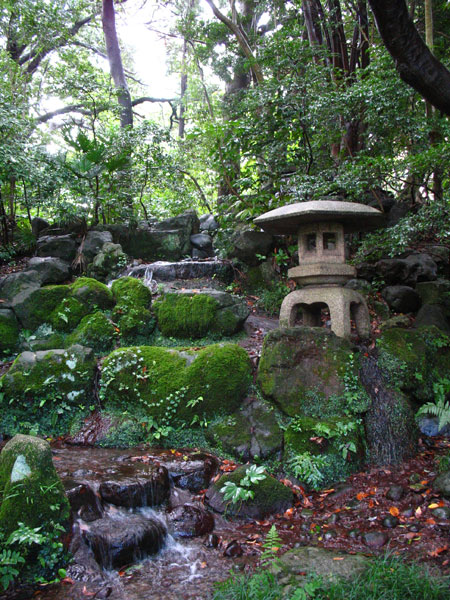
[28,256,71,284]
[376,254,437,286]
[199,214,219,233]
[416,279,450,316]
[0,308,20,353]
[100,343,251,421]
[0,270,41,307]
[12,283,70,330]
[257,327,368,418]
[70,276,114,311]
[36,234,77,261]
[154,289,249,339]
[190,233,214,258]
[87,242,128,283]
[206,465,293,519]
[230,230,274,266]
[83,230,113,262]
[31,216,50,238]
[67,312,118,354]
[414,304,450,334]
[111,276,151,313]
[381,285,421,313]
[0,345,96,436]
[0,434,70,536]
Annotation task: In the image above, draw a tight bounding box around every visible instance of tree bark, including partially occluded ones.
[102,0,133,128]
[368,0,450,115]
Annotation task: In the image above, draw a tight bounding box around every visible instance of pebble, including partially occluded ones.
[348,529,360,539]
[382,515,399,529]
[205,533,219,548]
[224,540,243,557]
[432,506,450,520]
[363,531,388,548]
[324,530,337,540]
[386,485,405,502]
[401,507,414,518]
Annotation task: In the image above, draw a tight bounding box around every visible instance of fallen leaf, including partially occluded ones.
[356,492,368,501]
[389,506,400,517]
[426,518,437,525]
[415,507,423,517]
[200,561,208,569]
[333,557,344,561]
[429,545,448,557]
[428,503,440,509]
[284,508,294,518]
[61,577,75,585]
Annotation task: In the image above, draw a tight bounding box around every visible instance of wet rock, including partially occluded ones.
[128,260,233,283]
[432,506,450,520]
[66,482,103,522]
[433,471,450,498]
[199,214,219,232]
[167,504,214,538]
[381,285,421,313]
[416,280,450,310]
[83,230,113,262]
[414,304,450,334]
[170,453,219,492]
[376,254,437,286]
[363,531,388,548]
[36,234,77,261]
[386,485,405,502]
[230,230,274,266]
[99,465,170,508]
[417,416,450,437]
[82,511,166,569]
[224,540,243,557]
[401,507,414,518]
[205,533,220,548]
[382,515,399,528]
[190,233,214,257]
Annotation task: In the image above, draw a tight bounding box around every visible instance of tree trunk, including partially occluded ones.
[368,0,450,115]
[102,0,133,128]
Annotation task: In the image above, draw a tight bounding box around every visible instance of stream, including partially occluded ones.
[37,446,258,600]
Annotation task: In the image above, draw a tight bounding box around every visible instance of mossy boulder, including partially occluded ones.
[87,242,128,282]
[377,326,450,403]
[184,344,252,418]
[0,308,20,353]
[154,290,249,339]
[100,343,251,422]
[70,277,114,311]
[68,312,118,354]
[0,345,96,436]
[284,416,364,488]
[111,276,151,314]
[117,308,156,345]
[0,434,70,538]
[206,465,293,519]
[14,284,70,330]
[206,398,283,461]
[49,296,89,332]
[257,327,366,418]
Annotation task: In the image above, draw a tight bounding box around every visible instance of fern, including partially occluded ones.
[288,452,328,489]
[416,399,450,431]
[260,525,282,567]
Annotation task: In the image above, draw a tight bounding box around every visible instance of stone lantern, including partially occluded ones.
[254,199,384,338]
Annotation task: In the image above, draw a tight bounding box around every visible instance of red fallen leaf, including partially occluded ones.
[356,492,368,501]
[421,480,429,485]
[415,506,423,517]
[405,532,418,540]
[212,474,221,483]
[429,545,448,557]
[256,520,271,526]
[52,456,62,460]
[443,560,449,566]
[426,518,437,525]
[368,499,374,508]
[61,577,75,585]
[284,508,295,518]
[82,586,96,596]
[389,507,400,517]
[118,571,126,577]
[333,557,344,561]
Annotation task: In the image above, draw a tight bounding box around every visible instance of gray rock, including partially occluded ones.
[416,280,450,314]
[382,285,421,313]
[414,304,450,334]
[433,471,450,498]
[99,465,170,508]
[190,233,214,257]
[192,248,211,259]
[199,214,219,232]
[363,531,388,548]
[153,210,200,235]
[345,279,371,293]
[128,260,233,283]
[376,254,438,286]
[432,506,450,520]
[386,485,405,502]
[31,217,50,238]
[0,270,41,305]
[36,234,77,261]
[87,243,127,283]
[417,416,450,437]
[167,504,214,538]
[231,230,274,266]
[28,256,70,284]
[83,231,113,262]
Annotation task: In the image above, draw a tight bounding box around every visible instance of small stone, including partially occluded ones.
[408,523,421,532]
[386,485,405,502]
[205,533,219,548]
[363,531,388,548]
[324,530,337,540]
[401,507,414,518]
[224,540,243,557]
[382,515,399,529]
[348,529,360,539]
[432,506,450,520]
[301,509,314,518]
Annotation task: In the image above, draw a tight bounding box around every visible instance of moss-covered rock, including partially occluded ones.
[111,276,151,313]
[377,326,450,403]
[100,343,251,424]
[154,290,249,339]
[68,312,117,354]
[14,284,70,331]
[0,434,70,537]
[70,277,114,311]
[206,465,293,519]
[257,327,366,418]
[206,398,283,461]
[0,308,20,353]
[184,344,251,418]
[117,308,156,345]
[284,416,364,489]
[0,345,96,436]
[87,242,128,282]
[49,296,89,332]
[100,346,188,420]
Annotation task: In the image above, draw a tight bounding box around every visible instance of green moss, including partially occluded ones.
[111,276,151,313]
[49,296,89,332]
[70,276,114,311]
[0,434,70,538]
[67,311,117,354]
[154,293,218,338]
[0,309,19,353]
[18,285,70,331]
[0,345,96,436]
[100,346,188,420]
[185,344,252,418]
[117,308,156,345]
[284,415,364,488]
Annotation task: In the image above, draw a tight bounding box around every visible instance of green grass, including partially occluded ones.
[212,556,450,600]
